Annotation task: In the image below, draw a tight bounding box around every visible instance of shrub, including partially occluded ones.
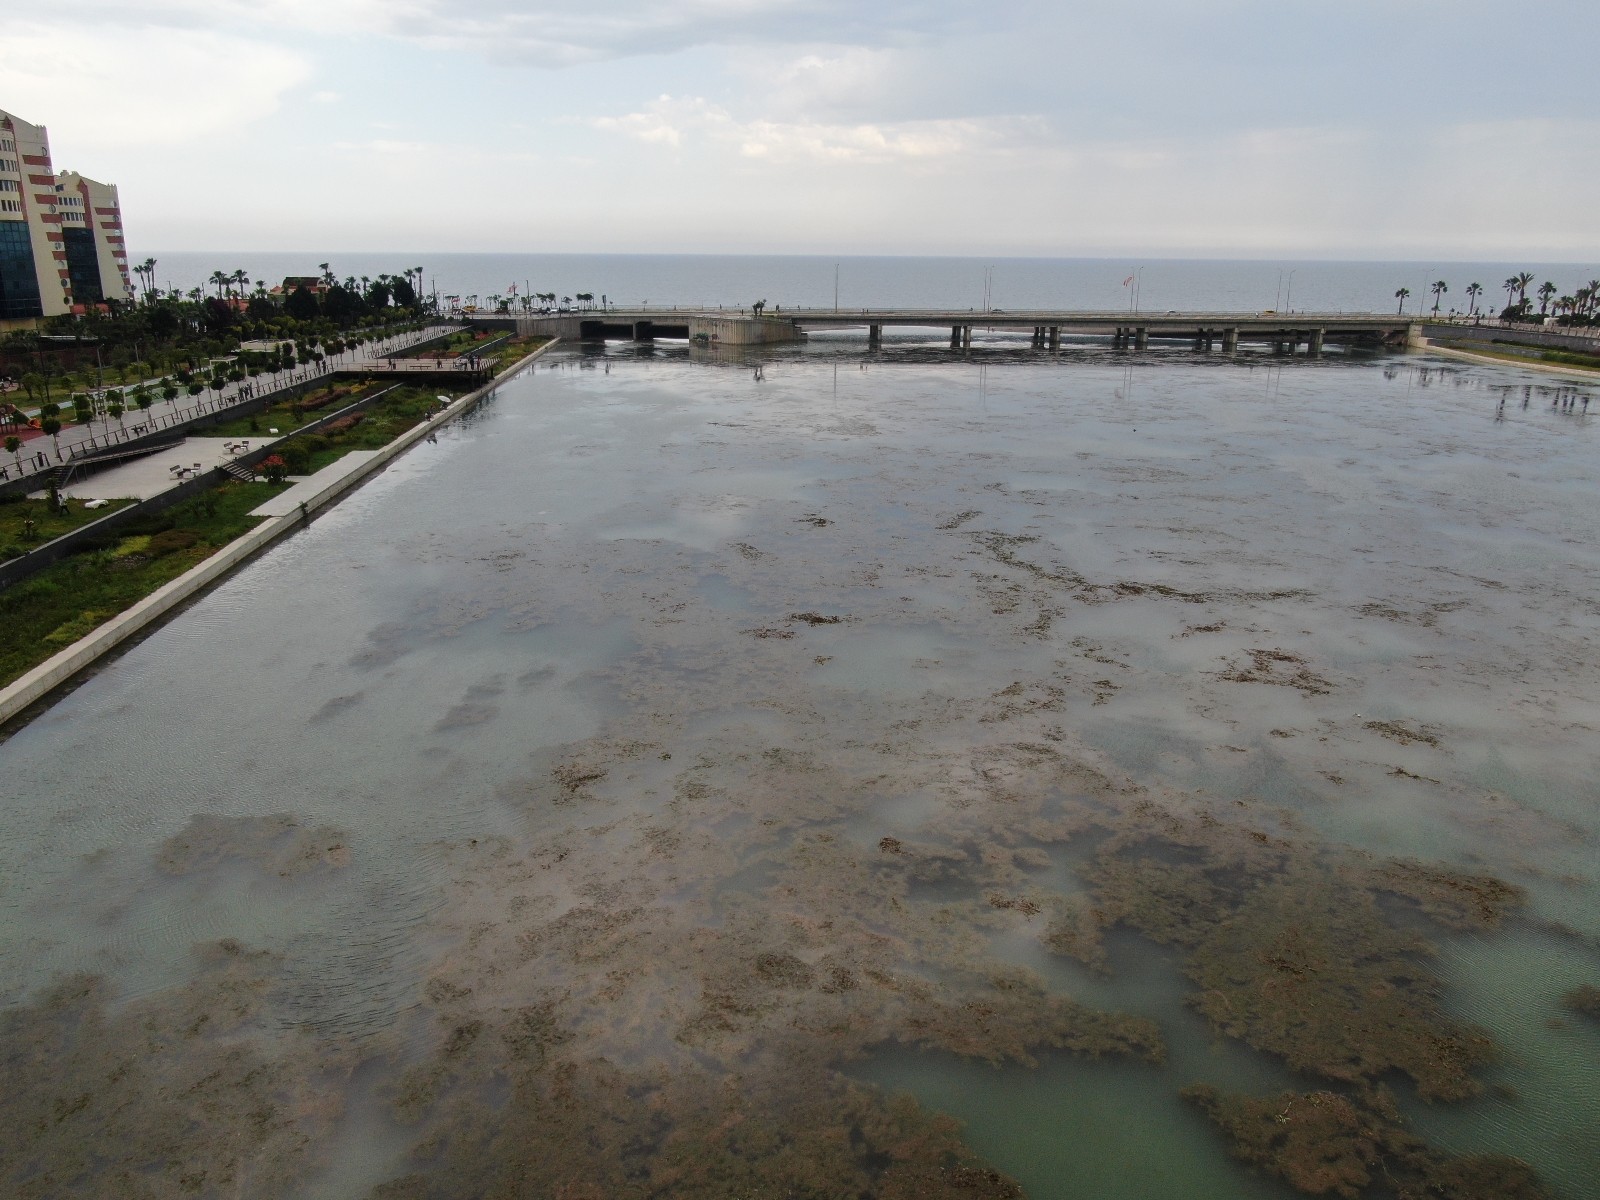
[257,454,288,484]
[147,528,203,556]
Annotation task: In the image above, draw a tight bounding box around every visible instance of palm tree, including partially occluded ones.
[232,269,250,301]
[209,270,230,298]
[1465,282,1482,316]
[1502,277,1520,312]
[1430,280,1448,316]
[1514,272,1534,306]
[1537,281,1557,315]
[1394,287,1411,315]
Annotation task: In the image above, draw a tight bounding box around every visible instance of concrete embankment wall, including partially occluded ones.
[1421,322,1600,354]
[0,340,558,729]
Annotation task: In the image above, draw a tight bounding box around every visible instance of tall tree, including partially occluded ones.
[1464,282,1482,315]
[1537,281,1557,315]
[1514,272,1535,305]
[1430,280,1448,316]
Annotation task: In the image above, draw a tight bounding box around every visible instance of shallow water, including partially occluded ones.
[2,337,1598,1199]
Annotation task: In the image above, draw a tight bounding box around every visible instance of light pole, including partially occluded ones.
[1284,269,1297,315]
[834,263,839,313]
[1133,266,1146,316]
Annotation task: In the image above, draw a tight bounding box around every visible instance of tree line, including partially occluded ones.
[1396,272,1600,324]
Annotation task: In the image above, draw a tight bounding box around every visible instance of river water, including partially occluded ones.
[2,332,1598,1199]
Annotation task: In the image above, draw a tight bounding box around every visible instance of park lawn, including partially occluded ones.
[291,385,463,474]
[0,497,137,561]
[203,382,375,439]
[0,481,287,689]
[479,334,549,370]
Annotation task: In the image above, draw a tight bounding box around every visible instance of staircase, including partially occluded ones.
[220,461,255,483]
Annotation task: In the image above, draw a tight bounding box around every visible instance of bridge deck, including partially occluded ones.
[485,310,1412,347]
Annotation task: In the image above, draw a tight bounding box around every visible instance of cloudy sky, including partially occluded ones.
[4,0,1597,259]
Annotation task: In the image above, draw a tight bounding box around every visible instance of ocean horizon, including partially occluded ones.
[141,252,1599,321]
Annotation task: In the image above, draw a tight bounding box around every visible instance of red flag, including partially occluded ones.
[1122,276,1134,287]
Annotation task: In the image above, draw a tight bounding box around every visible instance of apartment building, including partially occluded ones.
[0,107,134,322]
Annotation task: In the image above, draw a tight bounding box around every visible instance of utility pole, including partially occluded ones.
[834,263,839,313]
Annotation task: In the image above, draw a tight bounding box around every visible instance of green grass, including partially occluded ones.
[0,496,137,561]
[1435,342,1600,374]
[0,481,287,688]
[1542,349,1600,369]
[285,385,460,474]
[202,382,373,439]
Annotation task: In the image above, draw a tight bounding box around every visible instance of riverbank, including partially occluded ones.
[0,338,557,730]
[1419,339,1600,379]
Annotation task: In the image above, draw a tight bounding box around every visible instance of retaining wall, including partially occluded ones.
[1422,322,1600,354]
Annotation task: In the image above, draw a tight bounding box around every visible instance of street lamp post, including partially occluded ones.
[1284,270,1297,315]
[1134,266,1147,316]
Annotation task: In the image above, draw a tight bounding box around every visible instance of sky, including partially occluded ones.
[4,0,1598,260]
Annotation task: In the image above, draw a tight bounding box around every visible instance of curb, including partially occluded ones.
[0,338,558,729]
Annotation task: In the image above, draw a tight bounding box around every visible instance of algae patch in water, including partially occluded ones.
[1184,1085,1546,1200]
[157,813,353,877]
[0,944,349,1200]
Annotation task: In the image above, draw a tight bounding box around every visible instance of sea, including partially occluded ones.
[143,251,1599,318]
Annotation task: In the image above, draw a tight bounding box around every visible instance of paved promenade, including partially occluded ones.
[248,452,381,517]
[2,324,454,484]
[41,437,267,500]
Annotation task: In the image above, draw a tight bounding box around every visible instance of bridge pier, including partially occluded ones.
[1135,327,1149,351]
[1310,328,1325,356]
[1049,326,1061,351]
[950,326,962,350]
[633,321,654,343]
[868,324,882,348]
[964,325,973,350]
[1222,328,1238,353]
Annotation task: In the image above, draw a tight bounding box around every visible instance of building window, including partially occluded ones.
[61,226,104,305]
[0,179,15,191]
[0,159,19,173]
[0,219,44,318]
[0,199,20,213]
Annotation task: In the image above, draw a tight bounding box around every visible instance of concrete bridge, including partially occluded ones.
[486,309,1414,354]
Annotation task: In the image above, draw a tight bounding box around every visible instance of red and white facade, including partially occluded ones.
[0,107,133,320]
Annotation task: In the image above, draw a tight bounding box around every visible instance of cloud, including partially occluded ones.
[590,95,1048,163]
[0,24,311,149]
[64,0,974,65]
